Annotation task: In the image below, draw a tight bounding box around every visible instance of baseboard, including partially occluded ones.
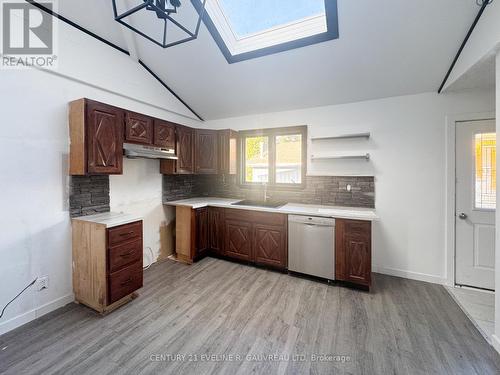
[492,334,500,354]
[0,294,74,336]
[373,265,446,285]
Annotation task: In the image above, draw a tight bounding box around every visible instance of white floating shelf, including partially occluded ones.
[311,153,371,161]
[311,132,371,141]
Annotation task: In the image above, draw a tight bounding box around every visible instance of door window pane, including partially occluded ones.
[245,136,269,183]
[276,134,302,184]
[475,132,496,209]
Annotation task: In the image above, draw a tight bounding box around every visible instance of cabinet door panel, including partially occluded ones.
[86,101,123,174]
[254,224,287,269]
[195,208,209,259]
[218,130,238,175]
[125,111,153,145]
[154,120,175,149]
[336,220,371,287]
[176,126,194,174]
[195,130,218,174]
[208,207,224,255]
[225,220,252,261]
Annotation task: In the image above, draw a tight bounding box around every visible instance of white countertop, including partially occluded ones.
[164,197,378,221]
[71,212,143,228]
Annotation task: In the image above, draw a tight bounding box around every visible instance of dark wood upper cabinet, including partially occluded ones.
[69,98,231,177]
[195,129,218,174]
[208,207,224,255]
[218,129,238,175]
[124,111,153,145]
[336,219,372,288]
[176,126,195,174]
[85,100,124,175]
[153,119,175,149]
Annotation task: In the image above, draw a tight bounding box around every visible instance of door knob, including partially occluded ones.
[458,213,468,220]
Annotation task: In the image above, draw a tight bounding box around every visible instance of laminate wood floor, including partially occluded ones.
[1,257,499,375]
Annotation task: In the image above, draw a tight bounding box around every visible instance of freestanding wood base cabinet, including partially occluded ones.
[72,216,144,314]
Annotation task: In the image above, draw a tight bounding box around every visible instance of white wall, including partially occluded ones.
[493,51,500,353]
[204,90,495,284]
[0,16,200,335]
[444,1,500,91]
[110,159,173,265]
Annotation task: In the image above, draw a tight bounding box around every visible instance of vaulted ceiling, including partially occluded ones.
[59,0,482,120]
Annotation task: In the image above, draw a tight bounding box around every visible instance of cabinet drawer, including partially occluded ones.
[108,239,142,273]
[108,261,143,304]
[108,221,142,247]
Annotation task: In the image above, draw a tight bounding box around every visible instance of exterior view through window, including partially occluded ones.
[475,132,496,209]
[242,126,306,186]
[276,134,303,184]
[245,136,269,183]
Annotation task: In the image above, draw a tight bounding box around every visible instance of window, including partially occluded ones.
[475,132,496,209]
[245,136,269,183]
[241,126,306,187]
[193,0,339,63]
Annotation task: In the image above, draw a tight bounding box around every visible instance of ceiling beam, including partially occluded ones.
[23,0,204,121]
[438,0,492,93]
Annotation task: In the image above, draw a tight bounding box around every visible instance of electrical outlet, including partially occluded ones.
[36,276,49,291]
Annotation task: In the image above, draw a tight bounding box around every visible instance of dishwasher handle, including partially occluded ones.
[288,215,335,226]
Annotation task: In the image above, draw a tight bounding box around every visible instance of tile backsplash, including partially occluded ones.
[163,174,375,208]
[69,175,110,217]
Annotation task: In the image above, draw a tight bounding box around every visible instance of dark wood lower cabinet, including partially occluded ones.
[177,207,287,269]
[194,207,209,260]
[336,219,372,288]
[223,209,287,269]
[225,220,253,262]
[254,224,287,268]
[72,219,143,314]
[176,207,371,287]
[208,207,224,256]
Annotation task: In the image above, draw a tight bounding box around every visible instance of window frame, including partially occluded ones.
[238,125,307,189]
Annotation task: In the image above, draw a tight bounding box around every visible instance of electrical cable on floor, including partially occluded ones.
[143,246,154,270]
[0,278,37,320]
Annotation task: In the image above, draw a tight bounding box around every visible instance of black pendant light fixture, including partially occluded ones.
[112,0,207,49]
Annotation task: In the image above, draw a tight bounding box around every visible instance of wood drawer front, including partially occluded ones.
[108,239,142,274]
[108,261,143,304]
[108,221,142,247]
[224,208,286,226]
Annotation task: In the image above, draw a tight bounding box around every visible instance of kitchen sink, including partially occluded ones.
[232,199,287,208]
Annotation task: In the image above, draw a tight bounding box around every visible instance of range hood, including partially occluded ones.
[123,143,178,160]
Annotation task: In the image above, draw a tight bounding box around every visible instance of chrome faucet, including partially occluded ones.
[263,182,270,202]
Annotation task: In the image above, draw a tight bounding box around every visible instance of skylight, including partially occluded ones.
[193,0,339,63]
[218,0,326,39]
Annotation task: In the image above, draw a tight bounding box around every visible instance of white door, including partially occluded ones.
[456,120,496,290]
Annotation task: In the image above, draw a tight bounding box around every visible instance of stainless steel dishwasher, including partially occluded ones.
[288,215,335,280]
